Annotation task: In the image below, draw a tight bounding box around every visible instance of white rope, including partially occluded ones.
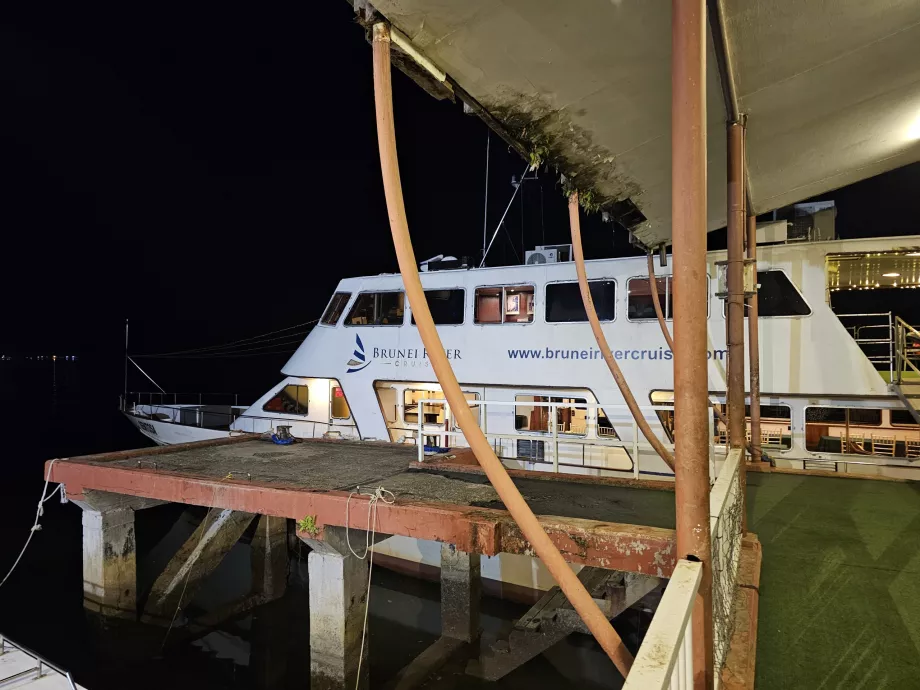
[345,486,395,689]
[0,459,62,589]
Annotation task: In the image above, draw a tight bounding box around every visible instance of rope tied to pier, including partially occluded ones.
[345,485,395,689]
[0,459,63,590]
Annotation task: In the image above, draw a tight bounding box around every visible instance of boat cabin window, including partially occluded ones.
[263,384,309,415]
[891,409,919,427]
[474,286,534,324]
[411,289,465,325]
[514,395,588,435]
[627,276,674,320]
[805,406,888,453]
[321,292,352,326]
[345,291,405,326]
[331,386,350,419]
[546,281,616,322]
[404,389,444,425]
[722,270,810,317]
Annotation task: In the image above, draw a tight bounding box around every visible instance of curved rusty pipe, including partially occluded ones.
[569,193,674,470]
[372,24,633,677]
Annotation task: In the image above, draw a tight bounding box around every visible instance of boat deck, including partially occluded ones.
[748,470,920,688]
[46,436,678,575]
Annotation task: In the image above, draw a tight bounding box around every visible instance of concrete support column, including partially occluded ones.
[300,527,375,690]
[79,506,137,618]
[440,543,481,643]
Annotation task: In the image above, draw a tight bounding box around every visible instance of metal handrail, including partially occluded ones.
[894,316,920,384]
[837,312,895,380]
[410,398,719,480]
[0,635,78,690]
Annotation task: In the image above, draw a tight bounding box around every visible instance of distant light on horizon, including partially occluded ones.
[882,272,901,277]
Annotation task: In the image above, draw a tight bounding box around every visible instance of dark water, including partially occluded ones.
[0,361,637,688]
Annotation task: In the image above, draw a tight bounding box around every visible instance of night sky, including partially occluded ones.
[2,3,919,390]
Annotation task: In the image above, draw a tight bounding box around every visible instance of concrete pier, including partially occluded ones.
[251,514,289,601]
[73,492,162,618]
[300,526,377,690]
[440,543,480,643]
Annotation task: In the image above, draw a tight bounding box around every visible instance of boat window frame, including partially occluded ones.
[262,383,310,416]
[330,385,351,420]
[625,273,710,322]
[319,291,353,327]
[473,283,537,325]
[890,409,920,428]
[720,268,812,319]
[343,290,407,327]
[409,287,467,327]
[513,393,590,437]
[544,278,618,323]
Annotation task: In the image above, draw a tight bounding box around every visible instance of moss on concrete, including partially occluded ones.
[748,472,920,688]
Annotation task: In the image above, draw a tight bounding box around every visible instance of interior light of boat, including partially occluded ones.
[883,272,900,277]
[909,114,920,140]
[907,252,920,257]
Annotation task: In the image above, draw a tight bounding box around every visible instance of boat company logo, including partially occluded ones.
[346,334,371,373]
[345,334,463,374]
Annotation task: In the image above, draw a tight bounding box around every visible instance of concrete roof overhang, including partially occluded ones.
[357,0,920,248]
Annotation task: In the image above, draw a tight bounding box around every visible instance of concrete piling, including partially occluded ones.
[440,543,481,643]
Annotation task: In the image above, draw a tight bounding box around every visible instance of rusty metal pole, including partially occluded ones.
[747,214,762,465]
[727,122,746,457]
[671,1,714,687]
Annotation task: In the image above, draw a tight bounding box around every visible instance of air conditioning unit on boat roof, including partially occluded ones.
[525,244,573,265]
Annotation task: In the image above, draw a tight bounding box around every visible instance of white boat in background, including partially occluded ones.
[0,635,86,689]
[121,227,920,590]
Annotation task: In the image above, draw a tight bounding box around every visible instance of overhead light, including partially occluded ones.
[882,272,900,277]
[910,114,920,140]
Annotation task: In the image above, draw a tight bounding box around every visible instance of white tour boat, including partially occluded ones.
[121,229,920,590]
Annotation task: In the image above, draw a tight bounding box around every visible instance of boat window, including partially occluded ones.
[345,291,405,326]
[474,286,534,324]
[891,409,919,427]
[514,395,588,435]
[404,390,444,425]
[321,292,352,326]
[546,281,616,322]
[805,406,886,452]
[597,407,620,440]
[411,289,465,325]
[262,384,309,415]
[627,276,674,320]
[649,390,676,442]
[331,386,350,419]
[723,270,810,318]
[708,401,792,449]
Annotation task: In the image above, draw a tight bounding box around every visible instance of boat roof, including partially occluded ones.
[358,1,920,249]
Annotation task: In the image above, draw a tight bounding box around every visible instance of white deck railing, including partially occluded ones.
[622,559,702,689]
[412,398,719,480]
[623,447,743,688]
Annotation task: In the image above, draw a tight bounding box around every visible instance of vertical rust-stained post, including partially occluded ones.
[726,122,746,455]
[747,214,762,467]
[671,1,714,687]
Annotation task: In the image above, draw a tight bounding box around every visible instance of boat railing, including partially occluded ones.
[0,634,78,689]
[411,399,718,481]
[894,316,920,384]
[123,399,345,437]
[837,312,895,378]
[121,390,248,408]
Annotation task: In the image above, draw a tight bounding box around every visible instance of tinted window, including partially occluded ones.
[546,281,616,323]
[263,384,309,415]
[475,286,534,324]
[756,271,810,317]
[891,409,919,426]
[321,292,351,325]
[627,277,673,320]
[345,292,405,326]
[331,386,350,419]
[412,289,465,325]
[805,407,881,425]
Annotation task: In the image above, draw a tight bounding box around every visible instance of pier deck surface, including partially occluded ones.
[749,471,920,688]
[47,437,677,575]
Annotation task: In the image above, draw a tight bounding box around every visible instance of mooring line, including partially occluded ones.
[345,486,395,689]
